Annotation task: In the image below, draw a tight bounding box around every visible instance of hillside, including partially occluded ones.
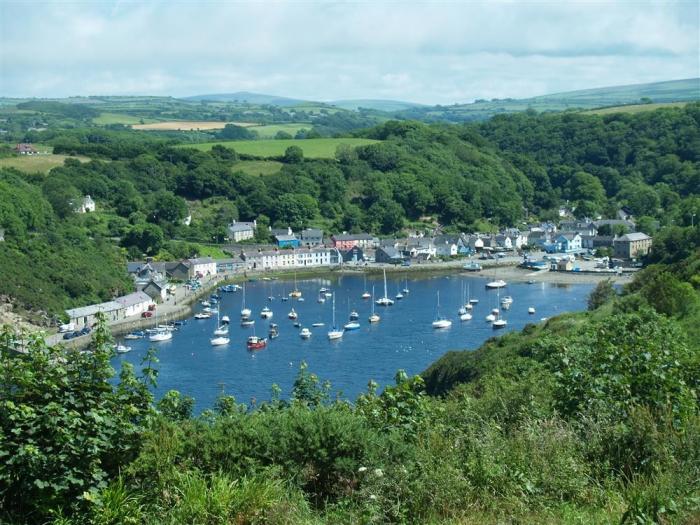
[182,91,310,106]
[330,99,424,112]
[395,78,700,122]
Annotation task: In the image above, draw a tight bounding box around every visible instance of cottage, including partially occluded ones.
[342,245,365,263]
[299,228,324,246]
[556,259,574,272]
[127,261,169,289]
[547,232,582,253]
[168,261,192,281]
[228,220,257,242]
[613,232,652,260]
[15,143,37,155]
[434,235,459,257]
[332,233,377,250]
[216,257,243,274]
[189,257,217,277]
[275,234,301,248]
[375,246,404,265]
[494,234,513,251]
[241,247,342,270]
[114,291,153,318]
[593,219,636,233]
[66,301,124,330]
[527,230,551,249]
[142,280,168,302]
[75,195,96,213]
[559,220,597,236]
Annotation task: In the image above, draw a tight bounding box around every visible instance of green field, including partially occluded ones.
[0,154,88,173]
[586,101,690,115]
[232,160,284,176]
[248,123,310,138]
[92,112,158,125]
[180,138,379,159]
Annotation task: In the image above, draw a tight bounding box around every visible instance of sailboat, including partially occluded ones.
[327,294,344,340]
[432,291,452,329]
[361,274,371,299]
[149,310,173,341]
[486,288,500,323]
[299,327,312,339]
[395,282,404,300]
[210,333,230,346]
[260,306,273,319]
[368,285,380,323]
[240,284,251,318]
[402,277,410,295]
[213,307,229,336]
[459,282,472,321]
[288,308,298,320]
[289,270,302,298]
[465,282,473,310]
[375,268,394,306]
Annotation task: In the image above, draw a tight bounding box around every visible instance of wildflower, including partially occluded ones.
[358,466,368,473]
[373,468,383,477]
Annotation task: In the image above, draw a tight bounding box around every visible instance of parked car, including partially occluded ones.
[79,326,91,335]
[401,260,411,267]
[59,322,75,333]
[141,311,153,318]
[63,331,78,340]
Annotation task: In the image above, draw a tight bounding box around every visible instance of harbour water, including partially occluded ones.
[112,273,593,412]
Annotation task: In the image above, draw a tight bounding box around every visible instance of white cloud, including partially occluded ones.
[0,0,698,103]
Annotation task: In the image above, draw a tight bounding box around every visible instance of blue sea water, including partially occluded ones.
[112,273,593,412]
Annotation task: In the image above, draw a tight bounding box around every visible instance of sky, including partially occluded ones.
[1,1,698,104]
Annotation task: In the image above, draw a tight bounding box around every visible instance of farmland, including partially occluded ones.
[247,123,311,138]
[92,113,158,125]
[132,120,257,131]
[180,138,379,158]
[0,154,88,173]
[586,101,690,115]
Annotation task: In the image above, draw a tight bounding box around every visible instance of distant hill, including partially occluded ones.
[329,99,424,112]
[182,92,310,107]
[394,78,700,122]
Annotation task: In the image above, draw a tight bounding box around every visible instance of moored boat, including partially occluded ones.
[486,279,507,289]
[210,336,230,346]
[246,335,267,351]
[299,327,312,339]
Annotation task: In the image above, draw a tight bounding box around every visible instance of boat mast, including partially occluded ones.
[383,268,388,299]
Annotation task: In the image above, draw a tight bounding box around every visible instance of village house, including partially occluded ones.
[127,261,169,290]
[168,260,193,281]
[189,257,217,277]
[216,257,244,274]
[593,219,636,233]
[15,143,37,155]
[525,230,552,249]
[375,246,404,265]
[559,220,597,236]
[75,195,96,213]
[241,247,342,270]
[494,234,513,251]
[114,291,153,318]
[142,280,168,302]
[331,233,378,250]
[275,234,301,248]
[66,301,124,330]
[405,237,436,259]
[613,232,653,260]
[546,232,582,253]
[434,235,459,257]
[342,245,365,263]
[227,220,257,242]
[299,228,324,246]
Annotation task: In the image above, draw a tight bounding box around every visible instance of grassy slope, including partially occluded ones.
[248,123,311,138]
[232,160,283,176]
[178,138,379,159]
[0,154,89,173]
[586,101,690,115]
[92,113,159,125]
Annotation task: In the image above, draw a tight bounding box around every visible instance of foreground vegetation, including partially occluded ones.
[179,137,379,158]
[1,235,698,524]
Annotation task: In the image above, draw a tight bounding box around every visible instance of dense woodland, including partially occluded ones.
[1,228,698,524]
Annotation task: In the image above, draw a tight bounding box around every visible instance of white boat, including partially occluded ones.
[318,296,326,303]
[491,288,507,328]
[395,291,404,300]
[288,308,298,320]
[491,308,500,315]
[349,310,359,321]
[194,312,212,320]
[240,318,255,327]
[213,307,228,335]
[260,306,273,319]
[469,299,479,305]
[485,313,496,322]
[459,312,472,321]
[492,319,507,329]
[240,284,251,318]
[528,307,536,314]
[210,336,230,346]
[200,300,211,307]
[344,321,360,330]
[298,297,305,302]
[402,277,410,295]
[328,294,344,340]
[289,271,302,298]
[312,322,325,327]
[368,285,380,323]
[124,331,144,340]
[299,327,312,339]
[464,283,473,310]
[149,329,172,342]
[431,291,452,329]
[114,344,131,353]
[500,296,513,308]
[376,268,394,306]
[221,315,230,324]
[486,279,507,289]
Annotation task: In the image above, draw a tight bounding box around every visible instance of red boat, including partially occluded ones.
[246,335,268,351]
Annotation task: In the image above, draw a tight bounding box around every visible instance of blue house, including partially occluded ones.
[275,234,300,248]
[546,232,582,253]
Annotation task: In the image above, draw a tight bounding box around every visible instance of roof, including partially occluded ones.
[189,257,214,265]
[229,222,256,232]
[557,231,581,240]
[143,280,165,290]
[66,301,122,319]
[275,234,298,242]
[300,228,323,237]
[333,233,374,241]
[379,246,403,258]
[616,232,651,242]
[115,291,152,308]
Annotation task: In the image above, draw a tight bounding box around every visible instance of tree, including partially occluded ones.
[274,131,293,140]
[41,176,81,219]
[587,279,616,310]
[147,190,188,225]
[217,124,256,140]
[283,145,304,164]
[121,222,165,256]
[272,194,318,229]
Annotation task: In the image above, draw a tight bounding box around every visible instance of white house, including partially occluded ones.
[242,248,342,270]
[75,195,96,213]
[228,220,257,242]
[66,301,124,329]
[114,291,153,318]
[189,257,217,277]
[434,236,459,257]
[495,234,513,250]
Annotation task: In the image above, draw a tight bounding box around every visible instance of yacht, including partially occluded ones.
[528,306,536,314]
[376,268,394,306]
[343,321,360,330]
[194,311,212,320]
[368,286,380,323]
[210,336,230,346]
[288,308,298,320]
[431,291,452,329]
[240,318,255,327]
[299,327,312,339]
[240,284,251,318]
[114,343,131,353]
[260,306,273,319]
[148,329,172,342]
[327,294,344,340]
[492,318,507,329]
[221,315,230,324]
[486,279,507,289]
[268,323,279,339]
[349,310,359,321]
[124,331,145,340]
